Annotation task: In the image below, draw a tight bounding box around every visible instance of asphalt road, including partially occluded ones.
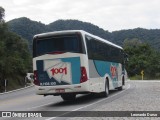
[0,80,160,120]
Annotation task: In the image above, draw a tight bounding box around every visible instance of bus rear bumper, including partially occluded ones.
[35,81,90,95]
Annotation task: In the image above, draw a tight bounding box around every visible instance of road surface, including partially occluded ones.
[0,80,160,120]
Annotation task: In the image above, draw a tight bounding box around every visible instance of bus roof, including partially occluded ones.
[34,30,123,50]
[82,31,123,49]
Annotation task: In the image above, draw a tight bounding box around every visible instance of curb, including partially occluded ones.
[0,84,34,95]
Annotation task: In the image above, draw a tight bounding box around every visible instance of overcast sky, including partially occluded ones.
[0,0,160,31]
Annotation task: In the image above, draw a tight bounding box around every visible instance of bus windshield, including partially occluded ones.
[33,34,84,57]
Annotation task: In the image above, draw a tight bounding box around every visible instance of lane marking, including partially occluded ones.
[45,84,131,120]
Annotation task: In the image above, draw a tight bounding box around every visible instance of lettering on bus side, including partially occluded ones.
[110,65,117,78]
[50,67,67,76]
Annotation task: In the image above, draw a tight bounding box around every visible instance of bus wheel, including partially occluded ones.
[61,94,76,101]
[100,79,109,97]
[117,86,123,91]
[122,76,125,85]
[118,77,124,91]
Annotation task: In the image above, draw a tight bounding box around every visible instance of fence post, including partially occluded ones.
[141,70,144,80]
[4,79,7,92]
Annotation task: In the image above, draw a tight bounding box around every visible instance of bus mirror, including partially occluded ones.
[126,57,129,62]
[124,53,129,62]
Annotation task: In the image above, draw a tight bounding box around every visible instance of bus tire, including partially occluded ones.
[100,78,109,97]
[117,86,123,91]
[61,94,76,101]
[122,76,125,85]
[118,76,125,91]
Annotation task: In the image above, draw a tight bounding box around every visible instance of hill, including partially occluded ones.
[7,17,160,51]
[8,17,46,51]
[112,28,160,50]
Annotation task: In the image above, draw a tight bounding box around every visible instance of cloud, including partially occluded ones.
[12,0,29,5]
[0,0,160,31]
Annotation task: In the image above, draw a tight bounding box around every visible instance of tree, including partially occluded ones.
[0,7,32,92]
[0,6,5,23]
[124,39,160,79]
[0,29,32,91]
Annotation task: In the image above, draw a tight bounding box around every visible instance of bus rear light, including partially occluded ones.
[33,70,40,86]
[80,67,88,83]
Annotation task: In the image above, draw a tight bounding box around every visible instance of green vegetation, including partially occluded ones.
[8,18,111,51]
[0,7,32,92]
[124,39,160,79]
[8,18,160,52]
[112,28,160,51]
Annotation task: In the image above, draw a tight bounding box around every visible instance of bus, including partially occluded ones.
[33,30,127,101]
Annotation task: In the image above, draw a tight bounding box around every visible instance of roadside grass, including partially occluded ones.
[129,75,160,80]
[0,76,27,93]
[7,78,25,91]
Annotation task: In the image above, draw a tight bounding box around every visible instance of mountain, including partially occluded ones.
[47,20,111,40]
[8,17,46,51]
[7,17,160,51]
[112,28,160,50]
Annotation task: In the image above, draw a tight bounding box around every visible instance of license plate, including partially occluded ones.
[55,89,65,93]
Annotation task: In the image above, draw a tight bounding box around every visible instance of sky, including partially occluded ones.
[0,0,160,31]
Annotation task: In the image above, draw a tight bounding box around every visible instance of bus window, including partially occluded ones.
[33,34,84,57]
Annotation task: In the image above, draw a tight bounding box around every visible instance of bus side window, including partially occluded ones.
[85,36,93,59]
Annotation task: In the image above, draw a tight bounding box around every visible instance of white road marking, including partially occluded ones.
[45,84,131,120]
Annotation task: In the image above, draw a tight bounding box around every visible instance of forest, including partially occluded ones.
[0,7,32,92]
